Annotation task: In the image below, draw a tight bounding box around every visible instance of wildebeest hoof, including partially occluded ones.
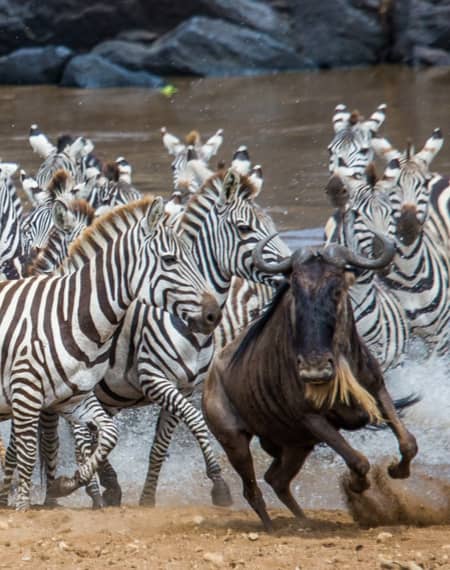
[211,479,233,507]
[348,473,370,494]
[388,461,410,479]
[91,496,105,510]
[103,487,122,507]
[43,497,61,509]
[47,472,82,498]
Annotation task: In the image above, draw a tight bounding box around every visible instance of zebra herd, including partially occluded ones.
[0,104,447,512]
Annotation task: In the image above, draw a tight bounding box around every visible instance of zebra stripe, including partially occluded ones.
[0,163,24,279]
[0,196,214,510]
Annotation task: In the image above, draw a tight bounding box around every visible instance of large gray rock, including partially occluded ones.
[289,0,386,67]
[413,45,450,67]
[390,0,450,63]
[60,54,165,88]
[92,40,154,72]
[122,16,310,76]
[0,45,72,84]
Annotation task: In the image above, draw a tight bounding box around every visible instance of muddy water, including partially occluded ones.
[1,65,450,232]
[0,66,449,512]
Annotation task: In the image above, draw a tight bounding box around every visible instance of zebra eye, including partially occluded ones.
[162,254,177,266]
[237,224,252,234]
[360,148,370,155]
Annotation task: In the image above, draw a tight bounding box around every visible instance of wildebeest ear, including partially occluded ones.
[143,196,165,234]
[221,168,241,203]
[52,199,75,232]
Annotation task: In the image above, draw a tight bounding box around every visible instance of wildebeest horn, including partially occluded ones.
[321,231,396,269]
[253,234,292,274]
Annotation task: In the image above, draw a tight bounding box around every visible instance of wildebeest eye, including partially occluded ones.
[162,254,177,266]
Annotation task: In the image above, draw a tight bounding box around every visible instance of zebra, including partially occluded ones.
[24,199,95,276]
[20,169,80,261]
[29,124,94,188]
[0,162,24,280]
[328,164,410,371]
[372,128,450,259]
[64,167,289,509]
[327,103,387,175]
[0,196,220,510]
[379,155,450,356]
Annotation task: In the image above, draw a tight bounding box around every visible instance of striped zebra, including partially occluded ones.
[379,156,450,356]
[21,170,80,261]
[25,199,95,276]
[161,127,224,202]
[0,162,24,280]
[327,103,387,175]
[68,167,289,508]
[329,165,410,370]
[0,196,220,510]
[372,128,450,259]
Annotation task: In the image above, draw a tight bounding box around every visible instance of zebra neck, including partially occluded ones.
[65,254,133,344]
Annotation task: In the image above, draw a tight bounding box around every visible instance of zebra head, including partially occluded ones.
[378,130,443,246]
[327,103,387,176]
[186,167,289,288]
[52,199,95,245]
[134,197,222,335]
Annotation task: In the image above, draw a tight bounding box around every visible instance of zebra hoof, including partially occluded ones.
[103,487,122,507]
[91,496,105,510]
[47,472,82,498]
[211,479,233,507]
[139,495,156,508]
[43,497,61,509]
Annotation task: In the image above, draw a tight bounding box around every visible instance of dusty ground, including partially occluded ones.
[0,505,450,570]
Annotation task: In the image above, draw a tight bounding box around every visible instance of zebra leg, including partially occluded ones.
[39,410,60,508]
[98,457,122,507]
[48,394,119,499]
[0,425,17,507]
[13,411,41,510]
[140,376,232,507]
[139,409,180,506]
[72,423,105,509]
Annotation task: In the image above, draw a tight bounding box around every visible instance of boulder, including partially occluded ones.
[92,40,154,72]
[60,54,165,88]
[413,45,450,67]
[114,29,159,44]
[289,0,386,67]
[130,16,310,76]
[0,45,72,84]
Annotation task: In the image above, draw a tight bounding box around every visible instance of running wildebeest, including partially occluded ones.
[203,234,418,532]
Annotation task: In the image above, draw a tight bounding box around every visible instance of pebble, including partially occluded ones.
[58,541,70,551]
[193,515,205,525]
[378,555,394,569]
[0,521,8,531]
[405,563,422,570]
[247,532,259,541]
[377,532,394,543]
[203,551,224,567]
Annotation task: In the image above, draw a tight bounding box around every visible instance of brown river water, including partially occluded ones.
[1,64,450,234]
[0,66,449,511]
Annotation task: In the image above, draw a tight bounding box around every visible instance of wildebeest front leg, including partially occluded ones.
[262,441,312,519]
[376,385,418,479]
[302,414,370,493]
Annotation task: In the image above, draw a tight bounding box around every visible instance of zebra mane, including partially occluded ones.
[47,169,74,200]
[60,195,156,272]
[179,170,261,241]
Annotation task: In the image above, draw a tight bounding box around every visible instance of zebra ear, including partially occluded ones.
[414,128,443,166]
[364,103,387,134]
[332,104,350,133]
[52,200,75,232]
[371,135,401,163]
[144,196,165,234]
[221,168,241,203]
[378,158,401,193]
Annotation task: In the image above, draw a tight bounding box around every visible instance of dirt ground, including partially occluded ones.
[0,504,450,570]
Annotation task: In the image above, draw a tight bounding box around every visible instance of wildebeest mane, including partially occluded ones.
[229,280,290,369]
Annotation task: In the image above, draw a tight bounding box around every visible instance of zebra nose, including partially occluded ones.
[202,293,222,331]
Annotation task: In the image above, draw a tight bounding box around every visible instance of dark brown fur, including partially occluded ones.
[203,256,417,532]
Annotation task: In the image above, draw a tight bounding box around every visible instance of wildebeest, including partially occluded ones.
[203,234,418,532]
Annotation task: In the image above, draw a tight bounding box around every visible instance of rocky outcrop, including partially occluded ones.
[94,17,310,77]
[0,45,72,84]
[61,54,165,88]
[0,0,448,87]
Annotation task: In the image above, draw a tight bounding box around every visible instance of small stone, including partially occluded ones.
[203,551,224,566]
[58,541,70,551]
[377,532,393,543]
[405,563,422,570]
[0,521,8,531]
[248,532,259,541]
[441,545,450,550]
[193,515,205,525]
[21,553,32,562]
